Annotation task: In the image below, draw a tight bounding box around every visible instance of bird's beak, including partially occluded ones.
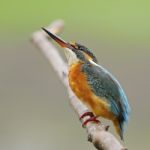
[42,27,74,50]
[42,27,79,65]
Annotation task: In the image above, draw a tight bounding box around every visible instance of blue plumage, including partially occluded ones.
[82,62,130,138]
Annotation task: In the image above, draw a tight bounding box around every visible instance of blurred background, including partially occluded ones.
[0,0,150,149]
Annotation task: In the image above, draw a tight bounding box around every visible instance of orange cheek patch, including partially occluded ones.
[84,53,93,61]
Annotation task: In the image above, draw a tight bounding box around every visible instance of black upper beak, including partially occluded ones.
[42,27,74,50]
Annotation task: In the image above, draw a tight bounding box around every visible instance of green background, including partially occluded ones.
[0,0,150,149]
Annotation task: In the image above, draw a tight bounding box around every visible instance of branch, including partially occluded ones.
[31,20,127,150]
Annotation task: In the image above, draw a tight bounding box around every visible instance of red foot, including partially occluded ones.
[79,112,94,120]
[79,112,100,127]
[82,116,100,128]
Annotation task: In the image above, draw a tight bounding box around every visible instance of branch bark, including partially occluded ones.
[31,20,127,150]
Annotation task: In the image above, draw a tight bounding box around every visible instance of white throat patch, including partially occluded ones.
[64,48,79,66]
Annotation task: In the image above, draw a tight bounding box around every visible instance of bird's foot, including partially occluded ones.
[79,112,94,120]
[82,116,100,128]
[79,112,100,127]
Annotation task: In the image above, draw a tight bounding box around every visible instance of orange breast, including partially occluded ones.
[68,62,114,119]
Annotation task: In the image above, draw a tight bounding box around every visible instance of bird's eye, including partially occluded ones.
[78,46,83,50]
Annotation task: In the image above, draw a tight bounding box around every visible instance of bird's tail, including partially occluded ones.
[113,118,124,140]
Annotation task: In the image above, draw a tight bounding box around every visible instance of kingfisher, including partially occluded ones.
[42,28,131,140]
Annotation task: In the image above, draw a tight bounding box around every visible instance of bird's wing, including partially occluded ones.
[81,61,130,121]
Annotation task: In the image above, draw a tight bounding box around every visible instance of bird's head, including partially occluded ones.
[42,28,98,66]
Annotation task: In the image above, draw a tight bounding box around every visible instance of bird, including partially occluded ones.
[42,27,131,140]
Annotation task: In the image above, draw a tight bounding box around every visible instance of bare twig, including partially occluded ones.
[31,20,127,150]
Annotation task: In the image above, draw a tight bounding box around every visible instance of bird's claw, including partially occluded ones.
[82,116,100,128]
[79,112,94,121]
